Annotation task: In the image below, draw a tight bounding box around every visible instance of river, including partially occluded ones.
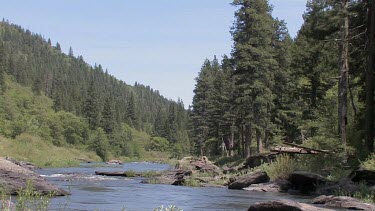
[37,162,312,211]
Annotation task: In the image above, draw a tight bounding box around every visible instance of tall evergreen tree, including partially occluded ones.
[231,0,277,156]
[100,95,115,134]
[83,80,100,130]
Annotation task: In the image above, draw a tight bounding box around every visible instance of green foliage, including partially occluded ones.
[89,128,110,161]
[0,20,191,162]
[0,180,53,211]
[361,153,375,170]
[147,137,170,152]
[260,155,298,180]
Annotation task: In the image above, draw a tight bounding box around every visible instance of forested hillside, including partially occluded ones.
[191,0,374,164]
[0,20,191,162]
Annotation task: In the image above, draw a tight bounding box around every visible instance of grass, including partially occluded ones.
[0,134,101,168]
[361,153,375,170]
[334,182,375,203]
[0,180,54,211]
[259,154,298,180]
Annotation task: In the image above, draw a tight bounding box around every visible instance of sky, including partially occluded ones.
[0,0,307,107]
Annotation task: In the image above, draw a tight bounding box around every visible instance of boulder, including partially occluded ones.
[222,166,237,174]
[316,178,359,195]
[242,154,274,169]
[248,200,334,211]
[175,156,221,175]
[0,158,69,196]
[228,171,270,189]
[288,171,329,193]
[244,180,290,193]
[106,159,123,165]
[312,195,375,210]
[5,157,40,171]
[349,167,375,186]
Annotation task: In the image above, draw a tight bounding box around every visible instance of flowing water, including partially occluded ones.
[37,162,312,211]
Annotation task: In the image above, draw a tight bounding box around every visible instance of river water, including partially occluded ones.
[37,162,312,211]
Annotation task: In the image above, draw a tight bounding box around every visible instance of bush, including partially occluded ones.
[147,137,169,152]
[260,155,298,180]
[361,153,375,170]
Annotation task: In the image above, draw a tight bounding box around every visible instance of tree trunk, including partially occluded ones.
[365,0,375,153]
[339,0,349,157]
[230,124,235,156]
[244,124,252,158]
[264,129,269,150]
[256,129,262,153]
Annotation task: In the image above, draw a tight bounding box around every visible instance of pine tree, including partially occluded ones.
[0,42,6,93]
[69,46,74,57]
[231,0,277,156]
[126,91,136,127]
[83,80,100,130]
[100,95,115,134]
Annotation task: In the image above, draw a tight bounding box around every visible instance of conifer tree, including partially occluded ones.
[231,0,277,156]
[83,80,100,130]
[101,95,115,134]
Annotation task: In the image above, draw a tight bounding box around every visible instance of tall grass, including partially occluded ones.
[0,181,53,211]
[361,153,375,170]
[0,134,101,167]
[260,154,298,180]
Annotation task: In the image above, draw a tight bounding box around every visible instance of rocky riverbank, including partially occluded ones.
[139,156,375,210]
[0,157,69,196]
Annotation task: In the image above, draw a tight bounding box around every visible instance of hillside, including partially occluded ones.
[0,20,191,164]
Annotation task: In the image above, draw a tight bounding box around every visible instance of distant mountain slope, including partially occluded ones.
[0,20,191,160]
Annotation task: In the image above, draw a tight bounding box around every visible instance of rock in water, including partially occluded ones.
[106,159,123,165]
[288,171,329,193]
[228,171,270,189]
[312,195,375,210]
[248,200,334,211]
[0,157,69,196]
[243,179,290,192]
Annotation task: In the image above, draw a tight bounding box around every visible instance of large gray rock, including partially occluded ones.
[228,171,270,189]
[248,200,334,211]
[0,158,69,196]
[349,167,375,186]
[288,171,329,193]
[244,180,290,192]
[316,178,359,195]
[312,195,375,210]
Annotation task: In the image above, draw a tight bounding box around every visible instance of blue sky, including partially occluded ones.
[0,0,307,107]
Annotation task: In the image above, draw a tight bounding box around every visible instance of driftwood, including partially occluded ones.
[270,143,331,155]
[282,142,331,154]
[95,171,128,177]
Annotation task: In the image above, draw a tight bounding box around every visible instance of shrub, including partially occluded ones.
[361,153,375,170]
[260,154,298,180]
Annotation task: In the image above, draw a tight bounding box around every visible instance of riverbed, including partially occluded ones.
[38,162,312,211]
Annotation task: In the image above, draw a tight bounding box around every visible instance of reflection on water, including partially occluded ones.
[38,162,311,211]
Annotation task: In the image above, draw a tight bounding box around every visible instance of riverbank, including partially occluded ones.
[0,135,102,168]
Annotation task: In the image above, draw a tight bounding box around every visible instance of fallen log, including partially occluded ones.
[95,171,128,177]
[282,142,331,154]
[270,146,319,155]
